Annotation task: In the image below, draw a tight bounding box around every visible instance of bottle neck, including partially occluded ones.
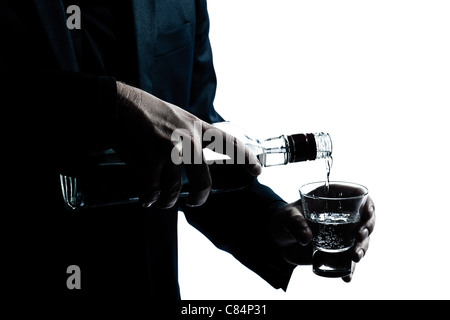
[313,132,333,160]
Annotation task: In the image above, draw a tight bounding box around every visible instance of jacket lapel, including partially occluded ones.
[131,0,156,93]
[33,0,79,72]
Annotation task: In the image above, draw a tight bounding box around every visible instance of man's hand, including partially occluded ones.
[115,82,262,208]
[270,193,375,282]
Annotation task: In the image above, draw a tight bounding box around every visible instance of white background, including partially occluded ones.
[178,0,450,299]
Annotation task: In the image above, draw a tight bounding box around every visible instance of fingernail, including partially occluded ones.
[298,226,312,246]
[357,249,364,261]
[186,202,202,208]
[141,192,160,208]
[360,228,369,239]
[142,200,156,208]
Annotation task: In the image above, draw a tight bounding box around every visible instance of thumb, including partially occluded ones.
[201,123,262,177]
[277,201,313,246]
[285,210,313,246]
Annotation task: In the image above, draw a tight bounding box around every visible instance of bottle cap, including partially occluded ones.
[287,133,317,162]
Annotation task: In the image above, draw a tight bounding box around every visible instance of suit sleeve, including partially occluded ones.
[183,1,313,291]
[183,179,303,291]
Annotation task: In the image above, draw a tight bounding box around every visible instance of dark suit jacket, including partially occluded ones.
[1,0,303,303]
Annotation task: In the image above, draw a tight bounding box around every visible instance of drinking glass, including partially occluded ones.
[299,181,368,277]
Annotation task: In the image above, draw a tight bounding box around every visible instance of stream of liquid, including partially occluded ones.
[325,156,333,193]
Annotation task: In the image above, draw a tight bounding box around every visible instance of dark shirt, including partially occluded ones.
[62,1,137,84]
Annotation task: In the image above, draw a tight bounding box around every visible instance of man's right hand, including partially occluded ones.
[115,82,262,209]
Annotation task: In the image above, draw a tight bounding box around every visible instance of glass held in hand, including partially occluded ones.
[299,181,368,278]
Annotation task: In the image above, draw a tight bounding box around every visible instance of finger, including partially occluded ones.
[139,161,164,208]
[342,262,356,283]
[353,236,370,263]
[357,196,375,240]
[141,189,160,208]
[184,162,212,207]
[280,243,313,266]
[202,123,262,177]
[278,202,312,246]
[154,163,182,209]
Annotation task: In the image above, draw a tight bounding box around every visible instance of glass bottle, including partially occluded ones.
[60,122,332,210]
[211,122,332,167]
